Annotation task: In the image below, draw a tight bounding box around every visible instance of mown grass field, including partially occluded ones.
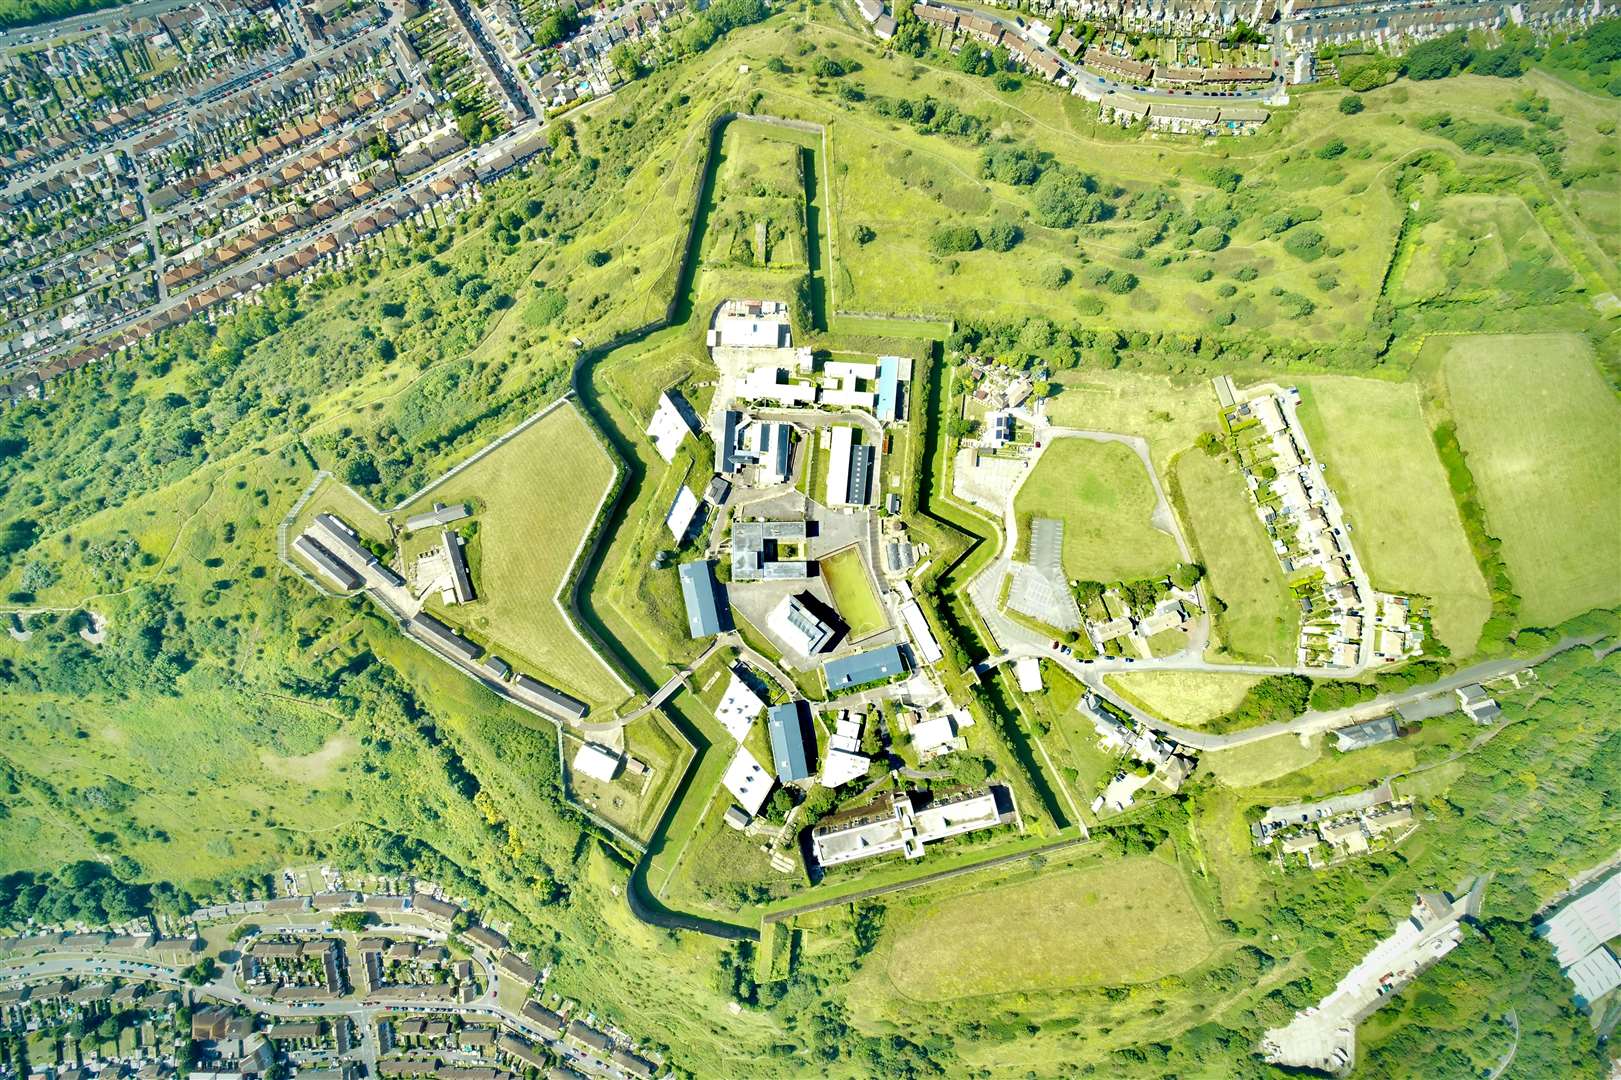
[1045,372,1224,478]
[819,545,885,640]
[1200,734,1324,788]
[883,854,1212,1000]
[1441,334,1621,625]
[398,402,628,708]
[1173,449,1298,664]
[1295,375,1489,654]
[1015,438,1179,583]
[1105,671,1264,727]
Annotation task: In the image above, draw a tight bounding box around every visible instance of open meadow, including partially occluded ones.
[1440,334,1621,625]
[1172,448,1298,664]
[1015,438,1180,583]
[397,401,628,709]
[882,852,1213,1000]
[1294,375,1489,654]
[1105,670,1264,727]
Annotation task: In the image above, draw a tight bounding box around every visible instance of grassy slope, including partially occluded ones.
[399,402,628,709]
[1173,448,1299,664]
[1105,670,1264,728]
[1014,439,1179,583]
[1295,375,1490,654]
[1441,334,1621,625]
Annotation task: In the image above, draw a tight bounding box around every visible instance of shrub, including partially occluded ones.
[928,225,982,255]
[1033,168,1109,228]
[979,145,1044,185]
[1282,226,1326,261]
[983,221,1023,252]
[852,224,876,245]
[1234,265,1259,282]
[1338,95,1365,115]
[1038,264,1072,289]
[585,249,611,267]
[1192,226,1228,251]
[1316,137,1348,159]
[1205,165,1243,192]
[1107,271,1139,294]
[1216,282,1237,298]
[814,56,846,78]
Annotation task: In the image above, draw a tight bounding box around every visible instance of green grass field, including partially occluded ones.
[1296,375,1490,655]
[703,121,808,270]
[1200,734,1324,788]
[1441,335,1621,625]
[883,854,1213,1000]
[398,403,628,708]
[1173,449,1299,664]
[1015,439,1180,583]
[1045,373,1224,478]
[1397,195,1570,306]
[1105,671,1264,727]
[819,545,885,640]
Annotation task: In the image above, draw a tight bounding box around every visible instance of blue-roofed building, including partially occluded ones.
[678,560,732,638]
[876,355,908,423]
[717,410,742,475]
[823,644,906,691]
[768,701,813,782]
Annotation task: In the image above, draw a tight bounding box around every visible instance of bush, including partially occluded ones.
[852,224,875,245]
[983,221,1023,251]
[1205,165,1243,192]
[1338,95,1365,115]
[1233,265,1259,282]
[1282,226,1326,261]
[1107,271,1139,294]
[1405,30,1473,80]
[1033,168,1110,228]
[979,145,1044,185]
[814,56,846,78]
[585,249,611,267]
[1316,137,1348,159]
[928,225,982,255]
[1038,264,1072,289]
[1192,226,1228,251]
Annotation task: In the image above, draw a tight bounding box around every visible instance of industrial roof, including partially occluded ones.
[823,645,906,691]
[768,701,813,783]
[678,560,731,638]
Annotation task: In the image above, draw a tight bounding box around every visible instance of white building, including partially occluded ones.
[714,670,766,742]
[722,746,775,818]
[572,742,622,782]
[645,391,698,463]
[1014,657,1042,693]
[665,485,699,542]
[899,599,943,664]
[768,594,835,656]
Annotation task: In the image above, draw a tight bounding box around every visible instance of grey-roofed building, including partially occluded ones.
[717,410,743,475]
[768,700,813,782]
[1332,715,1400,752]
[823,644,905,691]
[293,534,362,590]
[565,1020,613,1054]
[678,560,732,638]
[520,1000,564,1037]
[845,441,874,506]
[483,655,511,680]
[1538,870,1621,1006]
[511,673,587,721]
[404,502,470,531]
[497,951,538,986]
[731,519,811,581]
[314,513,376,567]
[443,529,474,604]
[408,613,482,662]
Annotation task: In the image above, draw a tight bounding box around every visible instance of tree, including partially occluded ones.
[1171,563,1204,589]
[331,911,372,932]
[610,43,646,81]
[1338,94,1365,115]
[1033,168,1109,228]
[1404,31,1473,80]
[928,225,981,255]
[852,224,875,245]
[813,56,845,78]
[0,518,38,557]
[983,221,1022,252]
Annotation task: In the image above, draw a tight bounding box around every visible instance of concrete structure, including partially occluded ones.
[721,745,774,817]
[811,786,1011,868]
[1014,657,1042,693]
[645,389,698,463]
[442,528,474,604]
[820,748,871,789]
[731,519,811,581]
[708,298,791,348]
[767,701,813,783]
[823,644,906,691]
[714,669,765,742]
[678,560,731,638]
[293,534,362,591]
[510,673,587,721]
[768,594,835,656]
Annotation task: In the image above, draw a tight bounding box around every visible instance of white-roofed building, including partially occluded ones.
[666,485,699,542]
[646,391,698,462]
[714,670,766,742]
[721,746,774,817]
[910,714,966,758]
[900,599,943,663]
[1539,870,1621,1006]
[820,748,871,789]
[1015,657,1042,693]
[572,742,622,782]
[827,424,855,507]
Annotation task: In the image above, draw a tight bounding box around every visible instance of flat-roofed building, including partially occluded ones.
[899,599,942,663]
[645,389,698,463]
[876,354,909,423]
[812,786,1008,867]
[666,485,700,542]
[722,745,774,817]
[827,424,854,507]
[731,519,811,581]
[714,669,766,741]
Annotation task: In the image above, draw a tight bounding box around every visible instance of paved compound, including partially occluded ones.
[1006,517,1081,631]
